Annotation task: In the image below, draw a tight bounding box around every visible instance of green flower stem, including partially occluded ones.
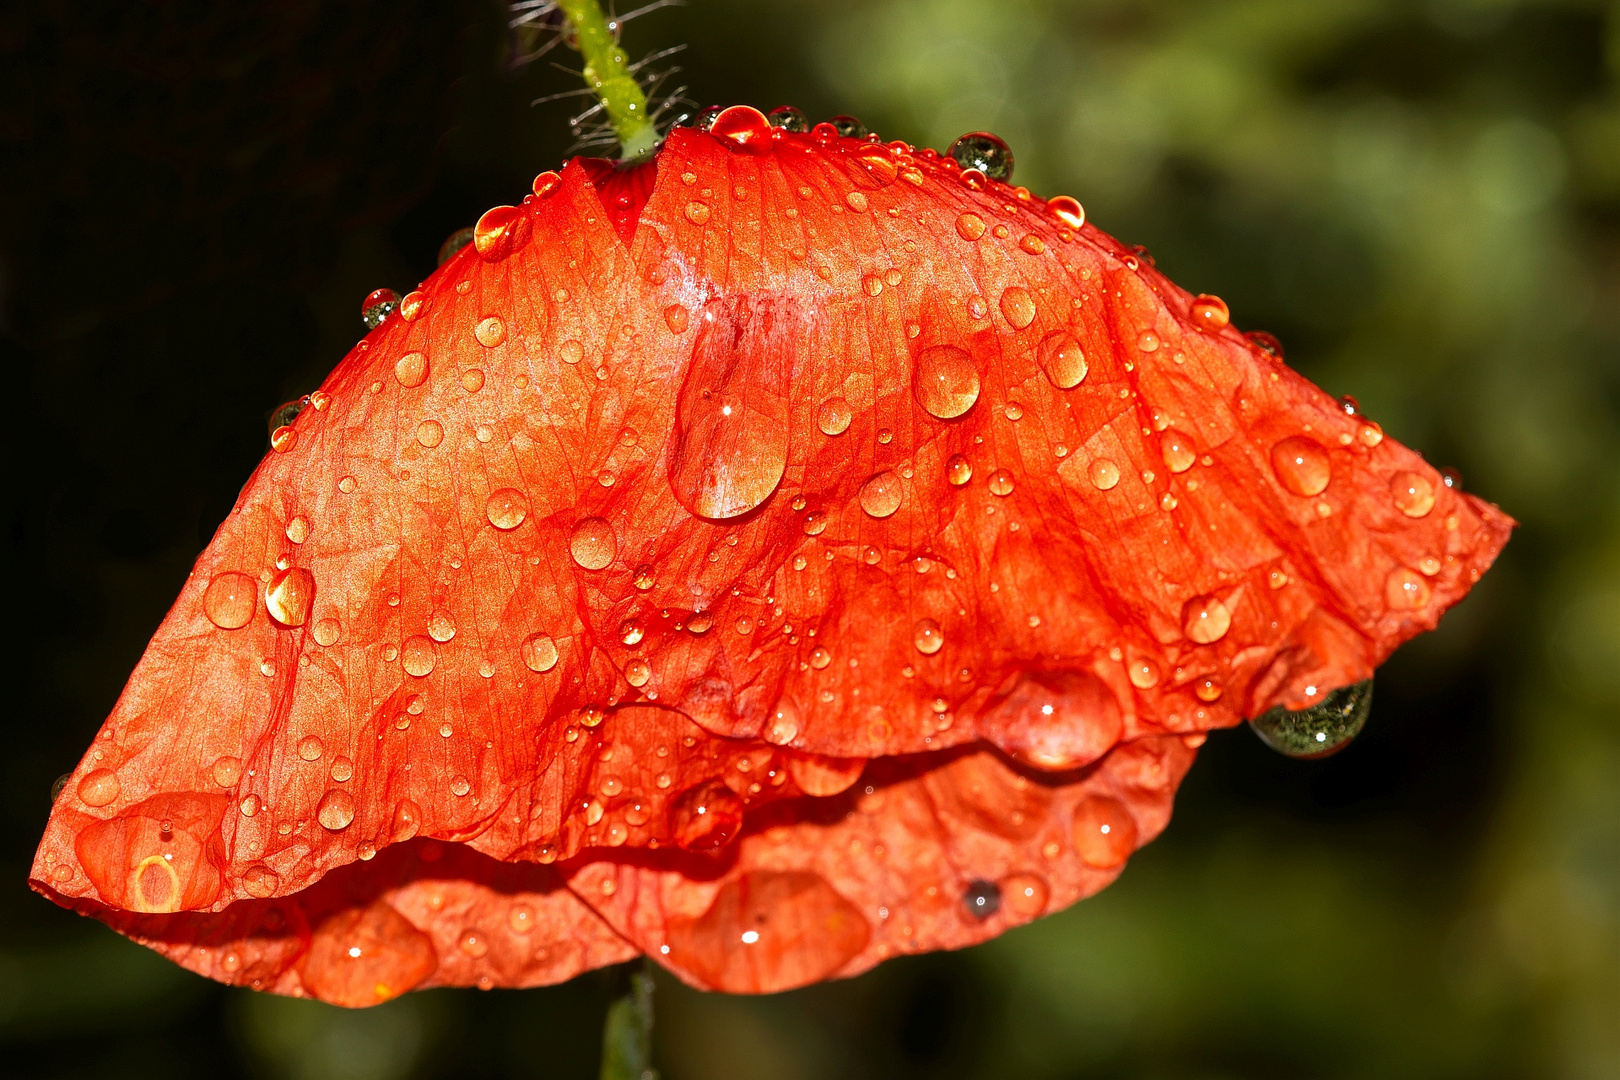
[557,0,659,160]
[599,960,658,1080]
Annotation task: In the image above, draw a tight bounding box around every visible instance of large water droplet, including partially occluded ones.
[669,297,794,519]
[664,870,870,994]
[913,618,945,655]
[710,105,772,151]
[1089,459,1121,490]
[1000,872,1050,919]
[948,132,1013,181]
[1271,436,1331,497]
[211,756,243,787]
[625,658,652,687]
[1386,567,1432,610]
[1190,294,1229,331]
[1047,195,1084,229]
[317,789,356,831]
[818,396,852,435]
[417,420,443,448]
[204,572,258,630]
[394,351,428,388]
[913,345,981,419]
[300,900,436,1007]
[313,618,342,647]
[570,517,616,570]
[265,567,314,627]
[361,288,399,329]
[1035,330,1087,389]
[1391,472,1436,518]
[859,471,903,519]
[947,454,973,486]
[766,698,801,745]
[955,212,987,241]
[486,488,529,530]
[401,635,436,677]
[670,781,745,851]
[1160,431,1196,474]
[78,769,120,807]
[427,611,456,643]
[999,286,1036,329]
[475,316,506,348]
[767,105,808,132]
[298,736,324,761]
[1251,679,1372,759]
[1182,594,1232,645]
[474,205,530,261]
[392,800,422,842]
[1072,796,1138,868]
[963,880,1000,920]
[984,670,1124,771]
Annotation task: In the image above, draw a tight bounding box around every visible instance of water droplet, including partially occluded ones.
[1386,567,1431,610]
[450,776,471,797]
[392,800,422,842]
[265,567,314,627]
[1271,436,1331,497]
[522,633,559,673]
[1000,872,1049,919]
[398,291,427,322]
[1161,431,1197,474]
[846,191,870,213]
[963,880,1000,920]
[507,903,536,935]
[664,304,690,333]
[710,105,772,150]
[669,297,792,519]
[1127,658,1160,689]
[1019,234,1046,255]
[1251,679,1372,759]
[338,476,357,494]
[809,646,832,669]
[331,756,354,782]
[828,114,867,137]
[474,205,529,262]
[461,369,485,392]
[1047,195,1085,229]
[317,789,356,830]
[766,698,800,745]
[1189,294,1229,331]
[1391,472,1436,518]
[570,517,616,570]
[988,469,1014,497]
[532,170,561,198]
[1195,677,1223,702]
[687,612,714,635]
[211,756,242,787]
[1030,330,1088,390]
[913,618,945,655]
[394,351,428,388]
[947,454,973,486]
[427,611,456,643]
[670,781,745,851]
[401,635,436,677]
[485,488,529,531]
[243,864,279,898]
[298,736,324,761]
[625,658,651,687]
[1246,330,1284,359]
[954,212,987,241]
[1137,329,1160,353]
[415,419,444,448]
[860,272,882,297]
[1182,595,1232,645]
[684,200,711,225]
[619,620,645,646]
[633,565,656,591]
[361,288,399,329]
[1088,459,1121,490]
[204,572,257,629]
[270,425,298,453]
[817,397,852,435]
[558,340,585,366]
[1073,796,1138,868]
[473,316,507,348]
[859,471,903,518]
[78,769,120,807]
[767,105,808,132]
[239,794,260,817]
[948,132,1013,181]
[999,286,1036,330]
[877,428,893,444]
[913,345,981,419]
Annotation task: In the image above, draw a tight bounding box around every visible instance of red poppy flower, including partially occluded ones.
[31,108,1512,1003]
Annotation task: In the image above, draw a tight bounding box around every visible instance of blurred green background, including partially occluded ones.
[3,0,1616,1076]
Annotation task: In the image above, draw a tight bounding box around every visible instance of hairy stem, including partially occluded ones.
[599,960,658,1080]
[557,0,659,160]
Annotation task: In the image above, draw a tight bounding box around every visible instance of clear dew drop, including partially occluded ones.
[963,879,1001,920]
[401,635,436,677]
[625,658,652,687]
[1072,796,1138,868]
[948,132,1014,181]
[298,736,324,761]
[684,200,711,224]
[78,769,120,807]
[859,471,904,519]
[570,517,617,570]
[1161,431,1197,474]
[361,288,399,329]
[317,789,356,831]
[485,488,529,530]
[1251,680,1372,759]
[204,572,258,629]
[1270,436,1332,497]
[1035,330,1086,389]
[286,516,310,544]
[802,511,828,536]
[955,212,986,241]
[1190,294,1230,331]
[710,105,773,150]
[265,567,314,627]
[999,286,1036,330]
[450,776,471,797]
[417,420,444,448]
[817,396,853,435]
[330,756,354,782]
[427,611,456,643]
[522,633,559,673]
[1391,472,1436,518]
[1089,459,1121,490]
[913,618,945,655]
[474,316,506,348]
[913,345,981,419]
[988,470,1014,497]
[947,454,973,486]
[394,351,428,388]
[211,756,243,787]
[1047,195,1084,229]
[1182,595,1232,645]
[766,698,800,745]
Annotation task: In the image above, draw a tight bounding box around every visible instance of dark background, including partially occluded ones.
[2,1,1616,1077]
